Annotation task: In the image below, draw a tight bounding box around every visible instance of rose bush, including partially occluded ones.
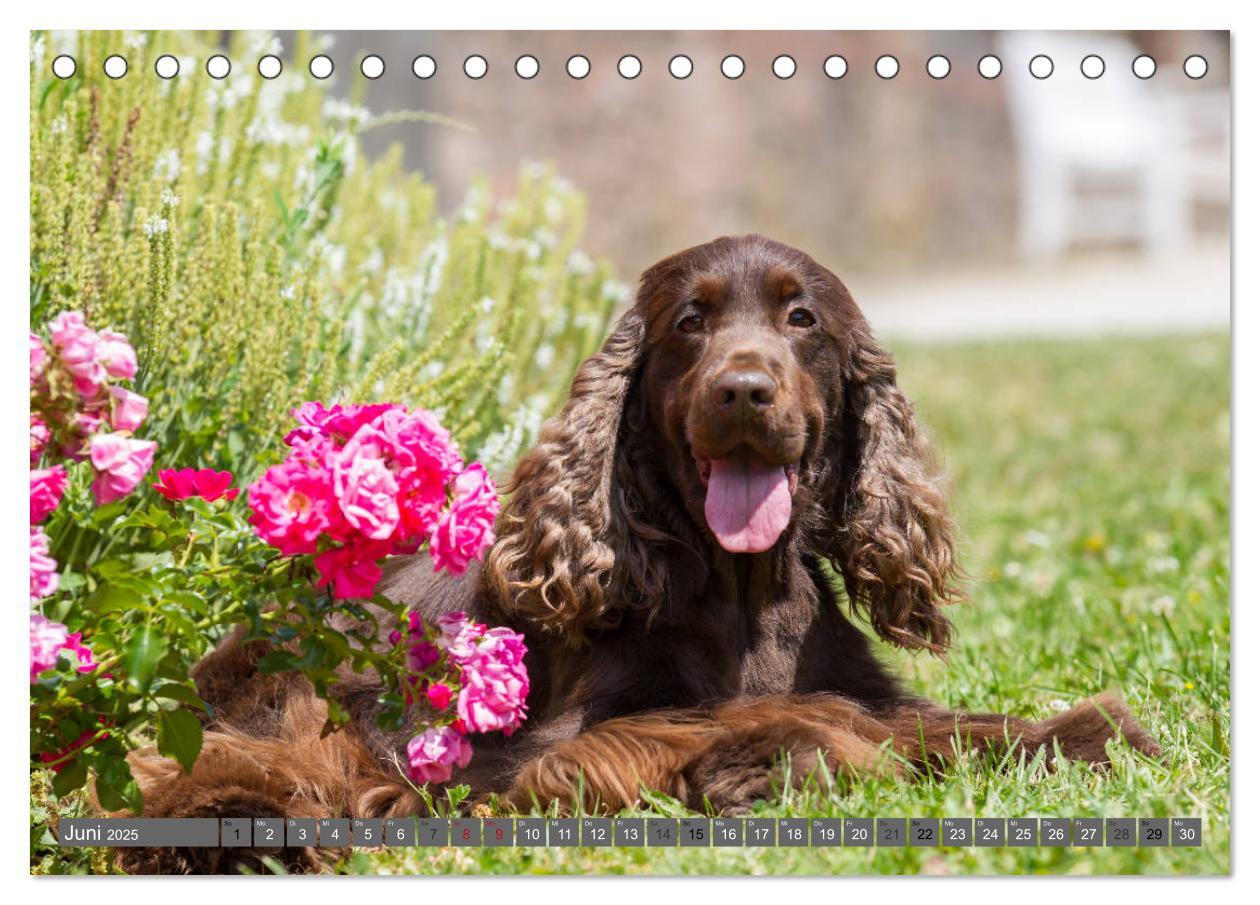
[30,313,524,817]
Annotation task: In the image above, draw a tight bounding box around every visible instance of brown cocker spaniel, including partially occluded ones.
[120,235,1159,873]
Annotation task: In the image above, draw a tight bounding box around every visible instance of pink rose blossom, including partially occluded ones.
[30,528,59,603]
[456,629,530,736]
[428,464,498,575]
[89,433,157,504]
[108,386,149,432]
[30,614,68,682]
[30,415,50,465]
[313,542,390,599]
[247,460,341,555]
[285,402,398,448]
[62,632,99,674]
[28,615,96,682]
[50,311,106,398]
[426,682,453,711]
[153,468,240,503]
[434,611,485,663]
[97,330,137,380]
[333,451,400,540]
[405,725,473,784]
[30,466,68,523]
[30,332,47,386]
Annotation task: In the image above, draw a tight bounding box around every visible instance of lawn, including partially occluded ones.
[33,331,1231,876]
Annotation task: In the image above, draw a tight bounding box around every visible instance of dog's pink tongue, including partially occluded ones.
[703,457,792,553]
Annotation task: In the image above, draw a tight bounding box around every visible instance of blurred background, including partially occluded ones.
[302,29,1230,340]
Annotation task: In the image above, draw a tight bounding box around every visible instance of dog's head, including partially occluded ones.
[485,235,958,651]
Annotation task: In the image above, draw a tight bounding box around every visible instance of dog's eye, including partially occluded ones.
[678,313,705,334]
[787,308,816,328]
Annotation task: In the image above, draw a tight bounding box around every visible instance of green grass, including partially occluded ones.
[33,331,1229,876]
[345,331,1231,876]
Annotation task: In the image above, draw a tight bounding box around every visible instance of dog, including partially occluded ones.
[118,235,1160,873]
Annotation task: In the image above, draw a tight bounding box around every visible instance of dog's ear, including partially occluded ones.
[828,320,960,653]
[483,309,666,646]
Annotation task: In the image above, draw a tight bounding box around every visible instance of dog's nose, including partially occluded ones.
[712,369,778,412]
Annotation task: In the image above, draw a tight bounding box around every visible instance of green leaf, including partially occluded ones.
[84,583,144,614]
[153,682,208,712]
[256,649,298,674]
[123,626,167,694]
[94,757,143,813]
[51,756,89,797]
[157,708,204,773]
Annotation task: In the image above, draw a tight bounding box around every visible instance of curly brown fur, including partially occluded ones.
[119,236,1159,873]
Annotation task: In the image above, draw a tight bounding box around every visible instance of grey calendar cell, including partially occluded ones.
[680,818,711,847]
[1040,818,1070,847]
[941,818,972,847]
[1171,817,1202,847]
[417,818,450,846]
[845,817,875,846]
[220,818,250,847]
[253,818,284,848]
[1007,818,1036,847]
[876,818,906,847]
[352,818,382,847]
[810,818,843,846]
[909,818,939,847]
[975,818,1005,847]
[647,818,679,846]
[482,818,513,847]
[286,818,317,848]
[384,817,416,847]
[548,818,579,846]
[1139,818,1170,847]
[777,818,807,847]
[745,818,776,846]
[451,818,482,846]
[713,818,743,847]
[1107,817,1137,847]
[318,818,350,847]
[581,818,613,846]
[909,817,941,847]
[58,818,219,847]
[515,817,547,846]
[1073,818,1104,846]
[613,818,645,846]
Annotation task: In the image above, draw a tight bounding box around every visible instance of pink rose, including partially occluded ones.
[88,433,157,504]
[30,466,68,523]
[285,402,399,448]
[30,332,47,386]
[50,311,106,398]
[434,611,483,663]
[30,614,68,682]
[30,415,50,465]
[247,459,341,555]
[153,468,240,503]
[62,632,99,674]
[313,542,390,599]
[108,386,149,432]
[333,450,400,541]
[426,682,453,711]
[30,528,59,604]
[456,655,530,736]
[97,330,137,380]
[28,614,96,682]
[428,464,498,575]
[404,725,473,784]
